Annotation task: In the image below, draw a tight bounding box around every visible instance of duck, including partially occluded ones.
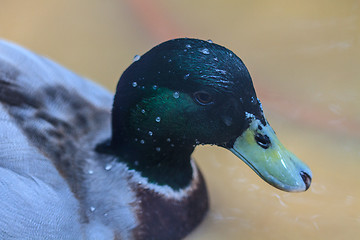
[0,38,312,240]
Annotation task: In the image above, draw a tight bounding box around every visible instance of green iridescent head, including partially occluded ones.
[111,38,311,191]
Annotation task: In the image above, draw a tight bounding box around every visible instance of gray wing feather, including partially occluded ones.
[0,40,114,239]
[0,40,112,108]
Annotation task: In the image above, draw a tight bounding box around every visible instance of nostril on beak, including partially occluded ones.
[300,171,312,191]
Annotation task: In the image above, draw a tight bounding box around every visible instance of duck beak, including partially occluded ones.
[229,118,312,192]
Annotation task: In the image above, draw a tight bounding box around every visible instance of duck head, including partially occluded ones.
[110,38,311,192]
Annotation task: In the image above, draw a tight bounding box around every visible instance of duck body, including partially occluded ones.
[0,39,311,239]
[0,40,208,239]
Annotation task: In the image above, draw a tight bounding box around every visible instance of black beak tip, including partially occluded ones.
[300,171,312,191]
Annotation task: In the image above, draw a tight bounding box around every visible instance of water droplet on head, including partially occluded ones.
[173,92,180,99]
[105,163,113,171]
[140,139,145,144]
[88,170,94,175]
[168,59,172,63]
[195,139,200,145]
[184,73,190,80]
[141,109,146,114]
[170,144,175,147]
[199,48,210,55]
[258,98,264,112]
[134,138,138,142]
[215,69,227,75]
[207,39,213,43]
[132,82,138,87]
[148,131,153,136]
[90,206,96,212]
[155,117,161,123]
[156,147,161,152]
[133,55,141,62]
[152,85,158,90]
[134,161,139,166]
[104,213,108,217]
[166,138,171,142]
[185,44,191,48]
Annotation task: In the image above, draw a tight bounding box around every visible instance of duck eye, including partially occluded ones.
[193,91,213,105]
[255,133,271,149]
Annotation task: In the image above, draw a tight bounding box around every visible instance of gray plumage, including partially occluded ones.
[0,40,139,239]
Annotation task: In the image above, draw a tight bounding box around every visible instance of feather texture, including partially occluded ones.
[0,40,139,239]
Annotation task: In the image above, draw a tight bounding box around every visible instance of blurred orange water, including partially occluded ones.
[1,0,359,239]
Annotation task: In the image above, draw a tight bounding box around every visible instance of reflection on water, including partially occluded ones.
[1,0,359,239]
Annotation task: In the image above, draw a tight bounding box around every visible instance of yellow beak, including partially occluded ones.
[230,117,312,192]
